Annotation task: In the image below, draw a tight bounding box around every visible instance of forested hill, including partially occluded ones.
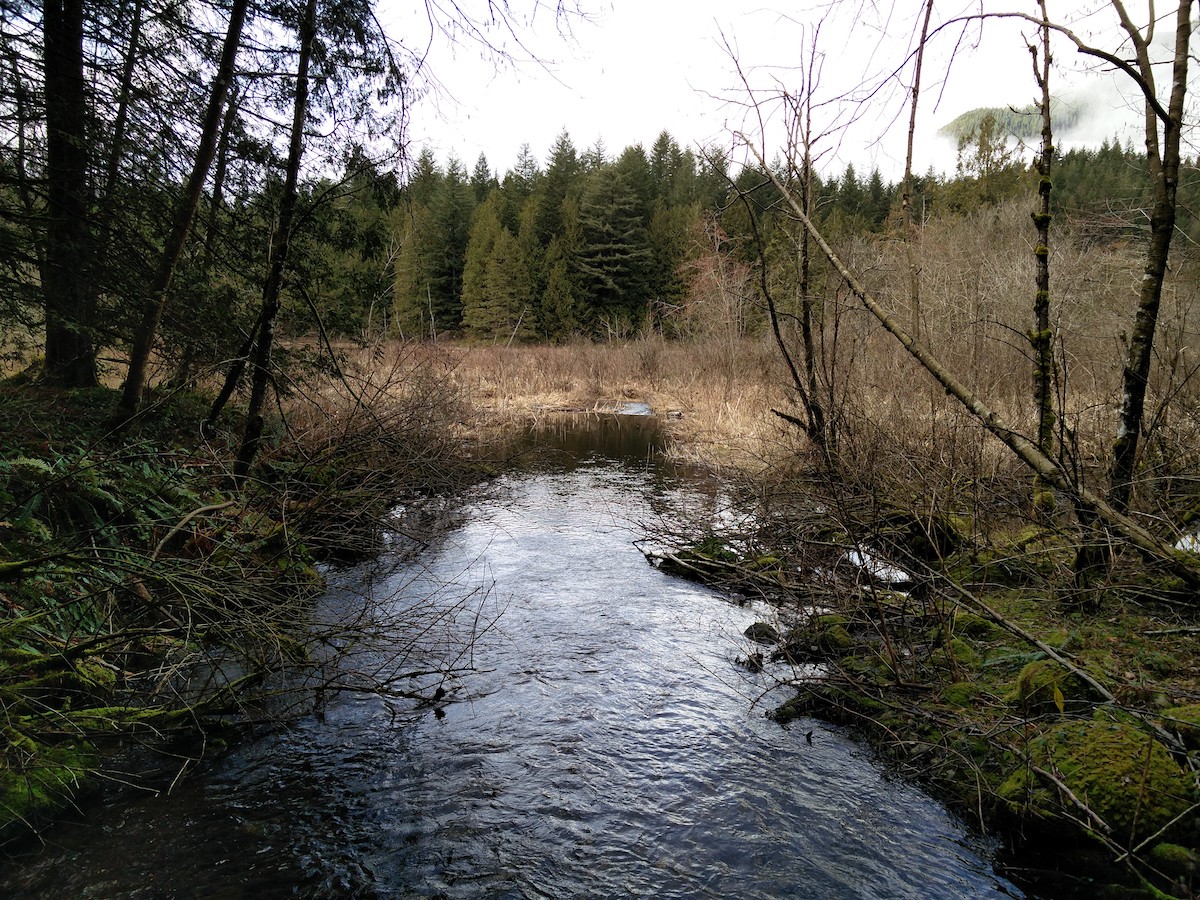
[380,123,1192,345]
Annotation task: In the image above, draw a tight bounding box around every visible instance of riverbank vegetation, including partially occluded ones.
[0,344,478,840]
[3,0,1199,894]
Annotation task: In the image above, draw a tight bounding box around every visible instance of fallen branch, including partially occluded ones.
[739,138,1200,591]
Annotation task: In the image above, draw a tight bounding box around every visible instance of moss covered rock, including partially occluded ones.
[930,637,981,672]
[744,621,779,645]
[1164,705,1200,750]
[998,718,1197,843]
[952,610,1005,642]
[817,618,854,652]
[1013,659,1096,714]
[776,614,855,663]
[1148,842,1198,880]
[941,681,982,707]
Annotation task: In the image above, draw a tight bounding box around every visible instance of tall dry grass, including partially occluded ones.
[444,337,792,471]
[767,199,1200,525]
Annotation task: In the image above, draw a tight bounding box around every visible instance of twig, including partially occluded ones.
[1030,763,1113,836]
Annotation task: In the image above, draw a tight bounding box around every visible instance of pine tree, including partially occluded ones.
[536,131,581,245]
[576,164,652,335]
[485,227,535,341]
[460,193,503,338]
[424,156,474,331]
[393,202,439,338]
[470,153,497,203]
[540,195,583,338]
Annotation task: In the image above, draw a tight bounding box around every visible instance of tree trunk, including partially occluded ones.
[1106,0,1191,512]
[1031,1,1056,514]
[116,0,249,423]
[902,0,934,342]
[232,0,317,482]
[42,0,98,387]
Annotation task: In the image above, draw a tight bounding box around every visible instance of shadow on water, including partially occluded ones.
[512,410,665,469]
[1,411,1025,899]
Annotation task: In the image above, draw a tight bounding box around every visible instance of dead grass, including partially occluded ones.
[442,337,789,471]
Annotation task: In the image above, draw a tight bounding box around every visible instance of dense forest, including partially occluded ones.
[388,122,1187,344]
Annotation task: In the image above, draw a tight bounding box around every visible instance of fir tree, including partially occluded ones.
[576,164,653,334]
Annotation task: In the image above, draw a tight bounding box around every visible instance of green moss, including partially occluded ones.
[931,637,981,671]
[1013,659,1095,713]
[941,681,981,707]
[818,622,853,652]
[1000,720,1197,843]
[1148,842,1198,879]
[840,652,895,684]
[0,740,96,834]
[1164,705,1200,750]
[73,658,117,694]
[953,610,1004,641]
[746,555,780,571]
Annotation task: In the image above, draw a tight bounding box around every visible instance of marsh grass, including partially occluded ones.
[445,337,786,471]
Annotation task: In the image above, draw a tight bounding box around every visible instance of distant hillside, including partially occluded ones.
[938,101,1083,141]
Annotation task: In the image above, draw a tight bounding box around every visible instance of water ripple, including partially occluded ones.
[0,442,1021,899]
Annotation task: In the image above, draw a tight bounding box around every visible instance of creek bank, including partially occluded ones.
[651,517,1200,900]
[0,381,475,844]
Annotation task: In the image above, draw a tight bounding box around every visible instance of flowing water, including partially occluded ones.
[2,415,1022,898]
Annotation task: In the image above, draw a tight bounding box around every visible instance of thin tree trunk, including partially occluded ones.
[1031,0,1056,514]
[1107,0,1191,512]
[42,0,98,387]
[99,0,143,205]
[202,306,263,437]
[796,34,824,452]
[173,83,242,391]
[116,0,249,423]
[902,0,934,342]
[232,0,317,482]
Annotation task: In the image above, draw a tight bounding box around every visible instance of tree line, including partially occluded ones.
[386,119,1199,344]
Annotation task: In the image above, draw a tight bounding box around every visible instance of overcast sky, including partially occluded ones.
[386,1,1147,181]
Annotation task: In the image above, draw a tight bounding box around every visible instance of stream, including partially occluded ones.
[2,414,1022,898]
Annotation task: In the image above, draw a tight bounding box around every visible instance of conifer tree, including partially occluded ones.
[460,193,503,338]
[393,202,439,338]
[485,227,535,341]
[576,163,652,335]
[470,153,497,202]
[536,131,581,245]
[540,195,583,338]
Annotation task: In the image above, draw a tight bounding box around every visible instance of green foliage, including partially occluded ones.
[287,160,402,336]
[576,162,654,335]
